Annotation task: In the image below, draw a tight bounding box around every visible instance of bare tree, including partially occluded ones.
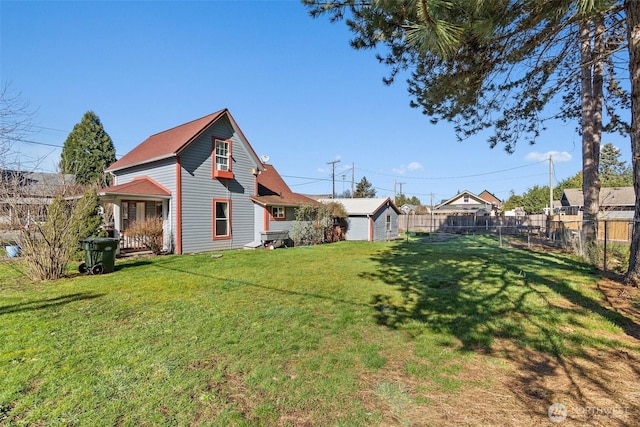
[1,83,104,280]
[0,82,36,169]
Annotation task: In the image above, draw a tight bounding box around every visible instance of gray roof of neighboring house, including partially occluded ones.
[1,170,76,198]
[562,187,635,207]
[318,197,402,216]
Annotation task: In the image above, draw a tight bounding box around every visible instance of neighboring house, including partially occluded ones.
[504,207,526,217]
[318,197,401,241]
[249,163,320,247]
[100,109,264,254]
[478,190,503,211]
[434,190,497,216]
[0,170,76,226]
[560,187,635,219]
[400,204,417,215]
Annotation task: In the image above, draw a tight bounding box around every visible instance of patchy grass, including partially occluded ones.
[1,236,639,426]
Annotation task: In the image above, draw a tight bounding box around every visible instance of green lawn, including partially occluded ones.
[1,235,639,426]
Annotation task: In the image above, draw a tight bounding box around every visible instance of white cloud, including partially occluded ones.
[407,162,423,171]
[392,161,423,175]
[525,151,572,162]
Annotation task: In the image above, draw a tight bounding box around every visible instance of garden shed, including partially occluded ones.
[318,197,401,242]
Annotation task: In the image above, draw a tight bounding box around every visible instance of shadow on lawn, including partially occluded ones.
[0,292,104,316]
[367,235,640,424]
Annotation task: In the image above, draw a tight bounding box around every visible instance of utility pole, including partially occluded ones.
[549,155,554,215]
[393,179,396,202]
[327,159,340,198]
[430,192,434,232]
[398,182,405,197]
[351,162,355,198]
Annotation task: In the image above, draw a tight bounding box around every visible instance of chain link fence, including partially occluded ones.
[398,214,635,274]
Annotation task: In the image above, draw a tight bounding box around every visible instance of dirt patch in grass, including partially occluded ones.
[359,277,640,426]
[419,233,459,243]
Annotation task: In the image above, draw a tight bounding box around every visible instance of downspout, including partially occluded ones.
[175,156,182,254]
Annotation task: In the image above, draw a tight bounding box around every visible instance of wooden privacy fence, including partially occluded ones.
[547,216,634,243]
[398,214,531,233]
[399,214,634,243]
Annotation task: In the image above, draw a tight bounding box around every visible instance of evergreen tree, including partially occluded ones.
[395,193,421,207]
[599,143,632,186]
[354,176,376,198]
[502,191,525,212]
[60,111,116,187]
[520,185,551,215]
[556,172,584,193]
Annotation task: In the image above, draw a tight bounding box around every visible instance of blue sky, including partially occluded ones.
[1,0,632,205]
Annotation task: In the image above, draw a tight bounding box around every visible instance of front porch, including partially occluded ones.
[98,177,172,254]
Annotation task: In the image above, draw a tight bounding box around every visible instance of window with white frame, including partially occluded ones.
[215,139,230,171]
[386,214,391,231]
[271,206,285,219]
[213,199,231,239]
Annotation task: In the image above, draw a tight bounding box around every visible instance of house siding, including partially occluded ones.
[111,159,177,251]
[346,216,369,241]
[372,206,399,241]
[267,206,297,234]
[253,204,265,242]
[343,206,400,241]
[178,116,256,253]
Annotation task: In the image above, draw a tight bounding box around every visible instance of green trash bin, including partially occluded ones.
[79,237,119,274]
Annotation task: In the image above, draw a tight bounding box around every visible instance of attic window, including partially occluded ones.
[213,138,234,179]
[463,195,469,203]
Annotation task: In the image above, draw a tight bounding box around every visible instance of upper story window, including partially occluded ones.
[463,195,470,203]
[271,206,285,219]
[213,138,234,179]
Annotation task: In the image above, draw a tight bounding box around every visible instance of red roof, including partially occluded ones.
[99,176,171,197]
[251,164,319,207]
[479,190,502,206]
[106,109,228,172]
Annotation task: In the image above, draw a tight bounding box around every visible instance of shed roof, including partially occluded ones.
[318,197,401,216]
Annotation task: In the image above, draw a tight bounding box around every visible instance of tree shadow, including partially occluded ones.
[366,235,640,425]
[0,292,105,315]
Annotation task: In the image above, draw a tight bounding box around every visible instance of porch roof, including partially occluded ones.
[98,176,171,200]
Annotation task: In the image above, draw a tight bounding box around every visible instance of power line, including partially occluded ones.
[11,138,62,148]
[11,137,126,158]
[355,159,547,180]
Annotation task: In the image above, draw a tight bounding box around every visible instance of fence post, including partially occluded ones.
[603,220,608,273]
